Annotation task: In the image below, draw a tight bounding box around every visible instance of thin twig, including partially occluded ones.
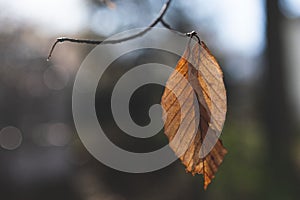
[160,18,172,29]
[47,0,173,60]
[160,18,188,38]
[47,37,102,61]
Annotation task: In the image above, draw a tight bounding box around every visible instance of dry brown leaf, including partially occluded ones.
[161,39,227,190]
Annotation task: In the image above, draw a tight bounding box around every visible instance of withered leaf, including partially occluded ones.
[161,40,227,190]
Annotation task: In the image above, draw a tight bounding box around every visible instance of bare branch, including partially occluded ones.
[159,18,188,38]
[47,37,102,61]
[148,0,172,28]
[47,0,173,60]
[160,19,172,29]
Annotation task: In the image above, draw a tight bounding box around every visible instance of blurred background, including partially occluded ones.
[0,0,300,199]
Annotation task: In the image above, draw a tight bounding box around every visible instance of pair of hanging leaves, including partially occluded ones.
[161,37,227,190]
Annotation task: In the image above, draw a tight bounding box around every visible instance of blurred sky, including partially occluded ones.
[0,0,89,35]
[0,0,299,56]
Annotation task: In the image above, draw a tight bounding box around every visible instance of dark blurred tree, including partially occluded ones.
[264,0,300,199]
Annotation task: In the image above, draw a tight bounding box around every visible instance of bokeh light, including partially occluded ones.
[0,126,22,150]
